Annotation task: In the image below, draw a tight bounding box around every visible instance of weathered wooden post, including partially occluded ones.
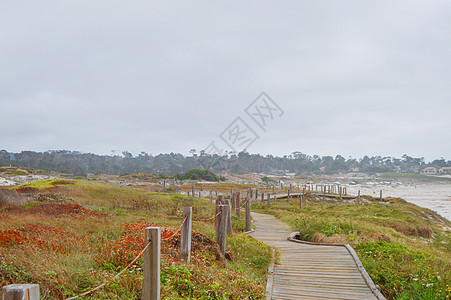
[339,187,343,200]
[180,207,192,264]
[209,190,213,204]
[2,284,40,300]
[143,227,160,300]
[192,185,195,198]
[323,185,326,197]
[235,191,241,217]
[226,199,232,235]
[357,190,361,204]
[272,185,275,193]
[215,195,222,231]
[287,189,291,201]
[261,193,264,202]
[380,190,383,201]
[255,188,259,201]
[245,197,251,232]
[215,204,228,256]
[289,183,292,193]
[162,180,166,191]
[231,192,235,209]
[300,194,303,209]
[267,193,271,206]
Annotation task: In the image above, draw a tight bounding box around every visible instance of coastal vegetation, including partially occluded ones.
[0,179,271,299]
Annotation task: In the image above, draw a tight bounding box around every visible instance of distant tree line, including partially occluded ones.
[0,149,449,177]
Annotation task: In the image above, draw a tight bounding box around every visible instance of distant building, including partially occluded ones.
[439,167,451,174]
[421,167,437,174]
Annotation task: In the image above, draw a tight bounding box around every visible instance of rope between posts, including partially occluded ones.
[66,217,187,300]
[240,199,248,208]
[66,240,152,300]
[196,211,221,222]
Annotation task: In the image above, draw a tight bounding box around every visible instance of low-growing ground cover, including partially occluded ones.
[0,180,271,299]
[253,194,451,299]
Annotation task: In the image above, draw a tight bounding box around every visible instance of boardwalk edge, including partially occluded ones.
[287,232,386,300]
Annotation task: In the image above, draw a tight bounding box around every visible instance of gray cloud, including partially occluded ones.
[1,1,450,161]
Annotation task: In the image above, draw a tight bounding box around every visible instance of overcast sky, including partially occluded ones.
[1,1,450,161]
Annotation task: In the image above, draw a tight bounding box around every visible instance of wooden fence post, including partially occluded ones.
[380,190,383,201]
[226,199,232,235]
[358,190,361,204]
[231,192,236,210]
[2,284,40,300]
[235,191,241,217]
[339,187,343,200]
[287,189,291,201]
[267,193,271,206]
[209,190,213,204]
[300,194,303,209]
[143,227,160,300]
[162,180,166,192]
[215,204,228,256]
[215,195,222,236]
[180,207,192,264]
[192,185,195,198]
[245,197,251,232]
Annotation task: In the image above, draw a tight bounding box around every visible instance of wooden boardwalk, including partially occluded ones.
[251,213,385,300]
[274,192,356,200]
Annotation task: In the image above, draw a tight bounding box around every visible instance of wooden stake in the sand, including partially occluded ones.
[180,207,192,264]
[2,285,39,300]
[215,204,228,256]
[245,197,251,232]
[225,199,232,235]
[143,227,160,300]
[235,190,241,217]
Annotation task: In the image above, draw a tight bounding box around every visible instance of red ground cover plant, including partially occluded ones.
[96,222,180,268]
[0,224,88,254]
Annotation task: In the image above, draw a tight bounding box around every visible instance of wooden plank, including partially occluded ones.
[250,212,384,300]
